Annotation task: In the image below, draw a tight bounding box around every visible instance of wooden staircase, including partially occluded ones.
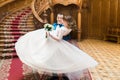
[0,0,83,59]
[0,7,35,59]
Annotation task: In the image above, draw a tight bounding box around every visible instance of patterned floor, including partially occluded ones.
[78,39,120,80]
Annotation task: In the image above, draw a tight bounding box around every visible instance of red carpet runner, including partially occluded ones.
[8,14,23,80]
[8,56,23,80]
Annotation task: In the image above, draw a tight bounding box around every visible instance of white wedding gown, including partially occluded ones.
[15,26,98,74]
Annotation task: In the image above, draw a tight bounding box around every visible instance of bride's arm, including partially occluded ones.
[49,34,61,41]
[48,30,63,41]
[49,28,72,41]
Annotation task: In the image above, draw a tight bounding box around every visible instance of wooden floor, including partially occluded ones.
[78,39,120,80]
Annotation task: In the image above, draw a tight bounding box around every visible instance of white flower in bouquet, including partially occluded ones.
[44,23,53,38]
[44,23,53,31]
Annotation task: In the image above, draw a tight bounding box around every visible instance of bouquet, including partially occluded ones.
[44,23,53,38]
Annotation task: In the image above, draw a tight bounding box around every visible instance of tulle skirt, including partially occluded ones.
[15,29,98,74]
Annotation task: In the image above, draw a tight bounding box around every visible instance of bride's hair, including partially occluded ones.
[63,15,76,29]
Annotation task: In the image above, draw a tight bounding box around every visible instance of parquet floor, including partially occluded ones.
[78,39,120,80]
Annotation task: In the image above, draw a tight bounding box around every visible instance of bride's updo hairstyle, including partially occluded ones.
[63,15,76,29]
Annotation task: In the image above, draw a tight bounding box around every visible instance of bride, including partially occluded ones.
[15,15,98,74]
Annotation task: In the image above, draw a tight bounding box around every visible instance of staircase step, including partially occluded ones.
[5,17,30,20]
[0,48,15,52]
[1,22,33,25]
[0,31,26,33]
[0,29,34,32]
[0,35,20,37]
[0,30,27,33]
[0,23,34,27]
[0,45,11,48]
[0,35,20,39]
[0,31,26,35]
[0,50,16,53]
[0,33,23,35]
[0,55,18,59]
[3,23,33,25]
[0,26,34,29]
[0,44,14,48]
[3,19,33,22]
[6,24,33,27]
[0,43,4,46]
[0,39,17,43]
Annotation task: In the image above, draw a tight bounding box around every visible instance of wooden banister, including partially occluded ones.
[31,0,44,23]
[0,0,14,7]
[31,0,50,23]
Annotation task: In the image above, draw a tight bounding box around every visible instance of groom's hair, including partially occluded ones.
[57,13,63,18]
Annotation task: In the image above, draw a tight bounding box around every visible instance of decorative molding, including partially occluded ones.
[31,0,44,23]
[0,0,15,7]
[52,0,82,6]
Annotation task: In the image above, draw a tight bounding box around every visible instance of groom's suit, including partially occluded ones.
[53,23,71,41]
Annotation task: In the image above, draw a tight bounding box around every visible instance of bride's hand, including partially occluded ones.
[49,33,60,41]
[46,31,50,36]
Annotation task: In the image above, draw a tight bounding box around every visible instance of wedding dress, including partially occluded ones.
[15,26,98,74]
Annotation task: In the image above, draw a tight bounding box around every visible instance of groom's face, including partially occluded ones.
[57,15,63,24]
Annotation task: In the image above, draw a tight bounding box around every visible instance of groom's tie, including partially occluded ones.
[53,23,63,30]
[55,23,63,27]
[57,24,63,27]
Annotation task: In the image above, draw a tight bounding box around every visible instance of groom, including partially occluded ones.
[49,13,69,80]
[53,13,71,41]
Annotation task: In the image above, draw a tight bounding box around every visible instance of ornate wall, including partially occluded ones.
[0,0,32,21]
[82,0,120,40]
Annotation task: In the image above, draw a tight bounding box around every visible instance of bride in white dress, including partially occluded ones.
[15,15,98,74]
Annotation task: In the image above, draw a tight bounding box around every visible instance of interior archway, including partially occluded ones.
[53,4,80,39]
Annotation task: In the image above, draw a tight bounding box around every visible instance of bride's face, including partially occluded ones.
[63,20,68,28]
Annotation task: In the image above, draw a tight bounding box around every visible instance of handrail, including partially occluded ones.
[0,4,31,23]
[31,0,44,23]
[0,0,15,7]
[38,2,50,14]
[31,0,51,23]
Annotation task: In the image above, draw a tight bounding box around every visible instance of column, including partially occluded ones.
[50,11,54,24]
[77,10,81,41]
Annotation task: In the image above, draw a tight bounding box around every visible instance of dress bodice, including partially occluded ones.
[50,26,72,40]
